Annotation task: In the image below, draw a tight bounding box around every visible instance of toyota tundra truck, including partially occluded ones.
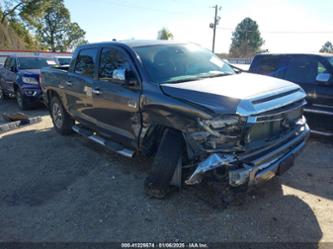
[40,40,310,198]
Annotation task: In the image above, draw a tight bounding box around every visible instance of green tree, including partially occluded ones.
[319,41,333,53]
[35,0,87,52]
[157,27,174,40]
[229,17,264,57]
[0,0,50,25]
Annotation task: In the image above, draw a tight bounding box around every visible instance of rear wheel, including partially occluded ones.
[50,96,74,135]
[16,90,31,110]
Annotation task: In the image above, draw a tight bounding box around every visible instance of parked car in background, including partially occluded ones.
[0,56,57,109]
[249,53,333,136]
[40,40,309,198]
[55,55,72,66]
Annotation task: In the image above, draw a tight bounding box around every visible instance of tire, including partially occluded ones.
[16,89,31,110]
[0,85,5,103]
[50,95,74,135]
[144,128,184,199]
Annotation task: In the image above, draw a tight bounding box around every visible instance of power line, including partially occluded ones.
[97,0,185,15]
[217,27,333,34]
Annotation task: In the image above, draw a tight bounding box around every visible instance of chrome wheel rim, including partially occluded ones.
[52,102,63,128]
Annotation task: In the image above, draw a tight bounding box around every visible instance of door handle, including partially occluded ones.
[65,81,72,86]
[92,88,102,95]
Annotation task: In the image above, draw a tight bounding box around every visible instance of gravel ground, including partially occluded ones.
[0,99,332,243]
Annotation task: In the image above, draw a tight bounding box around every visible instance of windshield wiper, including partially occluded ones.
[164,76,203,84]
[199,72,233,79]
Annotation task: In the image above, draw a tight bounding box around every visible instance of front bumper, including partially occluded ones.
[20,85,43,102]
[186,123,310,187]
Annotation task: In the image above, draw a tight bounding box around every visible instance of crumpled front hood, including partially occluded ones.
[161,73,301,114]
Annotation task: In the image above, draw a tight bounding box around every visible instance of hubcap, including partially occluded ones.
[52,102,63,128]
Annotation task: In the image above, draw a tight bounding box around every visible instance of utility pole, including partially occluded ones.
[209,5,221,53]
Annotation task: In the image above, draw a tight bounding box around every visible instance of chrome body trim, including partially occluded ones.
[304,108,333,116]
[310,130,333,137]
[236,88,306,117]
[312,103,333,109]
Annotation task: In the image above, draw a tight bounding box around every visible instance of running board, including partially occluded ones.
[72,125,135,158]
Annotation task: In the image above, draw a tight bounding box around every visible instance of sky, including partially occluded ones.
[64,0,333,54]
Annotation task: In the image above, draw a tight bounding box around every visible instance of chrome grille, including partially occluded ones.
[246,95,306,144]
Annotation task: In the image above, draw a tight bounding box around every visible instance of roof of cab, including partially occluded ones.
[77,40,187,49]
[254,52,333,58]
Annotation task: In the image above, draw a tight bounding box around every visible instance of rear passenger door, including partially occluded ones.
[65,47,99,124]
[91,46,141,149]
[284,56,317,105]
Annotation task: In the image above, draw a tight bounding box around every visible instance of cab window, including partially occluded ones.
[251,56,287,78]
[74,48,98,77]
[98,47,131,83]
[4,58,12,70]
[285,56,318,84]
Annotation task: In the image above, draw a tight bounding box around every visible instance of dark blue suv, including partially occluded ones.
[0,56,57,110]
[249,53,333,136]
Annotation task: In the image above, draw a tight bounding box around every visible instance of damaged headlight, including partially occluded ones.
[191,115,244,150]
[198,115,242,137]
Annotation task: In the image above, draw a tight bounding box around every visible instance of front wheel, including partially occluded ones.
[16,90,31,110]
[50,96,74,135]
[144,129,184,198]
[0,85,5,103]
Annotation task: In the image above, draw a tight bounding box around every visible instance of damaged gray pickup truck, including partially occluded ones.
[40,40,310,198]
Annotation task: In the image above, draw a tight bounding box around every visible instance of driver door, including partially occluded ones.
[91,46,141,149]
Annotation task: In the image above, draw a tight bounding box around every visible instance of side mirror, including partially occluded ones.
[126,70,138,86]
[112,68,126,81]
[112,68,138,87]
[316,73,332,86]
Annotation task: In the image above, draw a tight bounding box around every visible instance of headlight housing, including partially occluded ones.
[193,115,244,150]
[198,115,242,137]
[22,76,39,85]
[201,115,240,129]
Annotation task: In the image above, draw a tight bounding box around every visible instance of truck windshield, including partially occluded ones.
[134,44,235,84]
[327,57,333,67]
[17,57,57,70]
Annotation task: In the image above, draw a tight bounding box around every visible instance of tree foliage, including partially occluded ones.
[0,0,50,25]
[157,27,174,40]
[35,0,87,52]
[319,41,333,53]
[229,17,264,57]
[0,2,44,49]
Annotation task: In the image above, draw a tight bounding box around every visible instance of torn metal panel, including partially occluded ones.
[185,153,236,185]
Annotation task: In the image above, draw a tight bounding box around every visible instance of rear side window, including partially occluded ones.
[251,56,286,78]
[284,56,317,84]
[74,48,98,77]
[4,58,11,70]
[98,47,131,83]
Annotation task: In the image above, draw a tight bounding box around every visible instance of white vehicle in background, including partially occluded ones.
[55,56,72,66]
[0,50,72,66]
